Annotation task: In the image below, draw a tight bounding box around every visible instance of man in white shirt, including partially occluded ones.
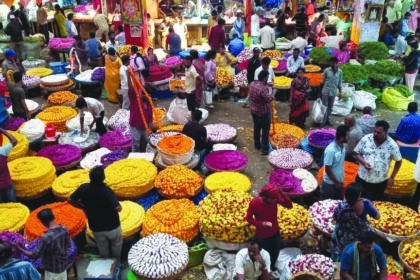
[119,55,130,110]
[255,57,275,94]
[260,22,276,51]
[286,48,305,77]
[184,55,201,111]
[130,45,145,84]
[65,13,78,38]
[393,29,408,55]
[251,8,264,44]
[105,32,119,53]
[235,237,271,280]
[115,25,126,46]
[290,32,307,53]
[75,97,107,135]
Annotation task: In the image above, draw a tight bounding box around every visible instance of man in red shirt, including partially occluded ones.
[208,19,226,51]
[246,184,293,271]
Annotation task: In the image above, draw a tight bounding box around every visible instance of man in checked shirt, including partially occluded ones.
[12,208,71,280]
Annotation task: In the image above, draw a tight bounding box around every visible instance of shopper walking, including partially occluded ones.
[69,166,122,261]
[36,2,49,45]
[119,55,130,110]
[208,19,226,51]
[289,67,310,127]
[191,50,205,107]
[204,50,217,109]
[104,47,122,104]
[0,128,17,203]
[321,56,342,126]
[403,41,420,92]
[4,15,23,57]
[184,56,201,111]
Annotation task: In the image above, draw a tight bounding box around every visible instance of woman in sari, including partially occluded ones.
[145,47,159,66]
[104,47,122,103]
[54,4,67,38]
[190,50,204,107]
[204,50,217,109]
[330,183,380,261]
[289,67,310,128]
[334,41,351,64]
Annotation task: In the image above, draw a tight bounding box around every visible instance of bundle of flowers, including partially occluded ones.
[288,254,335,280]
[79,147,111,169]
[22,238,77,270]
[155,165,202,198]
[234,70,248,87]
[0,232,26,258]
[99,129,132,151]
[52,169,90,199]
[142,199,199,242]
[4,117,25,131]
[204,150,248,171]
[205,124,237,143]
[205,172,251,192]
[48,38,75,50]
[317,161,358,187]
[88,201,145,239]
[100,149,128,168]
[37,144,82,167]
[47,91,77,105]
[308,199,340,235]
[8,157,56,198]
[22,75,41,88]
[0,203,30,232]
[2,131,29,162]
[144,65,172,83]
[268,148,313,170]
[107,109,130,132]
[24,202,86,241]
[308,128,336,148]
[105,159,157,199]
[198,190,255,243]
[36,106,77,132]
[277,203,310,240]
[91,67,105,81]
[156,134,194,155]
[270,123,305,139]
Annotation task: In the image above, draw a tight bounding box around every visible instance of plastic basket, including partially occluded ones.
[49,62,68,74]
[152,89,173,99]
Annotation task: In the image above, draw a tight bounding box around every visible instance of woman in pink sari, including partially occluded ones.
[289,67,310,128]
[334,41,351,64]
[190,50,204,107]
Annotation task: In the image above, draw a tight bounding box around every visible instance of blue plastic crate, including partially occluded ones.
[49,62,68,74]
[152,89,173,99]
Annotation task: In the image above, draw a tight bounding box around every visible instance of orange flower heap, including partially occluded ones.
[156,134,194,155]
[155,165,202,198]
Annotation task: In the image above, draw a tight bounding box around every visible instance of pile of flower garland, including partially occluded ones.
[308,199,340,235]
[205,172,251,192]
[204,124,237,143]
[105,159,157,199]
[277,204,310,240]
[0,203,30,232]
[317,161,359,187]
[268,148,313,170]
[52,169,90,199]
[99,129,132,151]
[142,199,199,242]
[47,91,78,105]
[308,128,336,149]
[100,150,128,168]
[204,150,248,171]
[36,106,77,132]
[155,165,203,198]
[157,134,194,155]
[8,157,56,198]
[270,123,305,139]
[4,117,25,131]
[37,144,82,168]
[385,159,417,197]
[288,254,335,279]
[2,131,28,162]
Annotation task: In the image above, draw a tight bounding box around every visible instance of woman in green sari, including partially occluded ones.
[54,4,67,38]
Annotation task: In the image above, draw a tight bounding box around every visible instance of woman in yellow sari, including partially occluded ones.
[54,4,67,38]
[104,47,122,103]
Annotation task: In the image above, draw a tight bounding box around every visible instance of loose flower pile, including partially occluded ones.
[304,73,323,86]
[268,148,313,169]
[216,68,234,87]
[270,134,300,148]
[19,119,45,142]
[205,172,251,192]
[385,159,417,197]
[26,67,53,77]
[269,169,302,193]
[24,202,86,241]
[100,149,128,168]
[317,161,358,187]
[4,117,25,131]
[274,76,293,88]
[155,165,203,198]
[400,238,420,273]
[198,190,255,243]
[288,254,335,280]
[0,203,30,232]
[36,106,77,132]
[204,150,248,171]
[47,91,78,105]
[157,134,194,155]
[52,169,90,199]
[99,129,132,151]
[308,199,340,235]
[277,204,310,240]
[37,144,82,167]
[308,128,336,148]
[142,199,199,242]
[205,124,237,143]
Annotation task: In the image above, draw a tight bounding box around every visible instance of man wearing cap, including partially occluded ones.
[4,15,24,58]
[2,50,20,81]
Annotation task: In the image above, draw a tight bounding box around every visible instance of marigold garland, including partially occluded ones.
[24,202,86,241]
[270,123,305,139]
[36,106,77,132]
[1,131,29,162]
[52,169,90,199]
[158,125,184,132]
[104,158,157,199]
[87,201,145,239]
[142,199,199,242]
[155,165,202,198]
[0,203,30,232]
[8,156,56,198]
[317,161,358,187]
[47,91,78,105]
[205,172,251,192]
[385,159,417,197]
[156,134,194,155]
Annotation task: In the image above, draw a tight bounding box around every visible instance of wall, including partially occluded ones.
[351,0,385,43]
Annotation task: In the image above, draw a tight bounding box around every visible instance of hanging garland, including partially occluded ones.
[271,101,277,135]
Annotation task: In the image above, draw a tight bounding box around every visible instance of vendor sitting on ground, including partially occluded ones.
[235,237,271,280]
[215,46,237,68]
[0,242,41,279]
[228,33,245,57]
[356,106,376,135]
[8,72,30,120]
[75,97,107,136]
[392,102,420,144]
[340,231,387,280]
[86,32,103,60]
[286,48,305,77]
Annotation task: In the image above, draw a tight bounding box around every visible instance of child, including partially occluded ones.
[119,55,130,110]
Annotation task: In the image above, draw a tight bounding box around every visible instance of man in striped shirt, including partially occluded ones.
[0,243,40,280]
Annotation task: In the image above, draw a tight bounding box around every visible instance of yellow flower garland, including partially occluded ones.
[205,172,251,192]
[36,106,77,132]
[270,123,305,139]
[142,199,199,242]
[277,204,310,240]
[8,157,56,198]
[52,169,90,199]
[105,159,157,199]
[87,201,145,239]
[0,203,30,232]
[385,159,417,197]
[1,131,29,162]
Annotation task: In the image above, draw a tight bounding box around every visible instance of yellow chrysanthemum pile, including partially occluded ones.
[270,123,306,139]
[52,169,90,199]
[277,204,310,240]
[155,165,202,198]
[36,106,77,132]
[8,157,56,198]
[142,199,199,242]
[0,203,30,232]
[105,159,157,199]
[1,131,29,162]
[87,201,145,239]
[26,67,53,77]
[385,159,417,197]
[47,91,78,105]
[205,172,251,192]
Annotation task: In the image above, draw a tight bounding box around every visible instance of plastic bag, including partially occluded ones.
[332,96,353,116]
[382,87,415,111]
[203,88,213,105]
[352,90,377,110]
[312,98,326,123]
[166,97,190,124]
[275,248,302,280]
[203,249,236,280]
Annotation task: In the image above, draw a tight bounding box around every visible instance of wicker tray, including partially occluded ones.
[398,236,420,276]
[41,74,69,86]
[41,80,75,91]
[268,149,314,170]
[56,157,82,171]
[290,271,323,280]
[370,225,420,242]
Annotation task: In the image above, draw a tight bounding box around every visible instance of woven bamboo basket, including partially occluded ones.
[384,179,417,198]
[270,134,300,149]
[290,271,323,280]
[312,223,333,238]
[56,157,82,171]
[398,236,420,276]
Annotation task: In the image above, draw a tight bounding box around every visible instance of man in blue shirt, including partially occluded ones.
[228,33,245,56]
[341,231,387,280]
[399,12,411,37]
[166,27,181,56]
[86,32,102,59]
[394,102,420,144]
[321,125,349,200]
